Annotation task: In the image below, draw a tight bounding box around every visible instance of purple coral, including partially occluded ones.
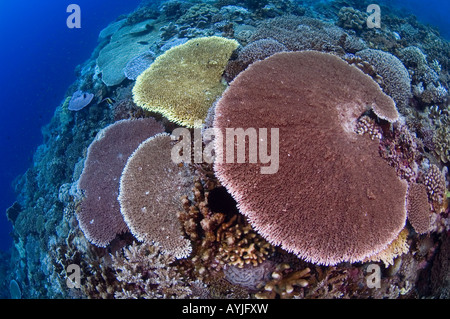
[124,50,155,80]
[68,90,94,111]
[77,118,165,247]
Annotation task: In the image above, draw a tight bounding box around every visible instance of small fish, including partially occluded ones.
[100,97,116,106]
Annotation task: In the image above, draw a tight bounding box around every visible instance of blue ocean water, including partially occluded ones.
[379,0,450,39]
[0,0,448,254]
[0,0,143,251]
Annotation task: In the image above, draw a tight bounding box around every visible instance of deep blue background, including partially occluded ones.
[0,0,143,251]
[0,0,449,253]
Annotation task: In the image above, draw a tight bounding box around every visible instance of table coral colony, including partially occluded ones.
[213,51,407,266]
[7,1,450,299]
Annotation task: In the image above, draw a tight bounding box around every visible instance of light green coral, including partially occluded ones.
[96,19,161,86]
[133,36,239,128]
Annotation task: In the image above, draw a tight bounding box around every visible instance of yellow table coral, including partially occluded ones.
[132,36,239,128]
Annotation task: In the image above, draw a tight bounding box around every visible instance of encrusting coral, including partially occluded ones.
[77,118,165,247]
[213,51,407,266]
[118,133,194,259]
[132,36,239,128]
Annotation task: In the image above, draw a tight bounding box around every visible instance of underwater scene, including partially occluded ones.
[0,0,449,301]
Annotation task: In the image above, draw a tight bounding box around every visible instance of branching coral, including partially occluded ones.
[132,36,239,128]
[111,242,192,299]
[77,118,165,247]
[255,264,311,299]
[179,175,275,277]
[118,133,194,258]
[213,51,406,265]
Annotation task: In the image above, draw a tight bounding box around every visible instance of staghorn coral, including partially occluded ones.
[118,133,194,258]
[407,183,431,234]
[356,49,412,111]
[111,242,192,299]
[213,51,406,266]
[77,118,165,247]
[132,36,239,128]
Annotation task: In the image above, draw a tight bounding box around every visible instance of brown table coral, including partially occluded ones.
[213,51,407,266]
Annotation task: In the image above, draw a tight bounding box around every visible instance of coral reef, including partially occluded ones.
[363,228,410,267]
[77,118,165,247]
[356,49,412,111]
[118,133,193,258]
[4,0,450,300]
[96,19,161,86]
[68,90,94,111]
[407,183,432,234]
[255,264,311,299]
[178,175,275,278]
[337,6,368,33]
[132,36,239,128]
[111,242,192,298]
[432,117,450,163]
[378,123,421,183]
[123,50,155,80]
[214,51,405,265]
[422,164,447,207]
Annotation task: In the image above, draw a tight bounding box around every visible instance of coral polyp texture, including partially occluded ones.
[132,36,239,128]
[77,118,165,247]
[407,183,431,234]
[213,51,407,265]
[118,133,193,258]
[355,49,412,111]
